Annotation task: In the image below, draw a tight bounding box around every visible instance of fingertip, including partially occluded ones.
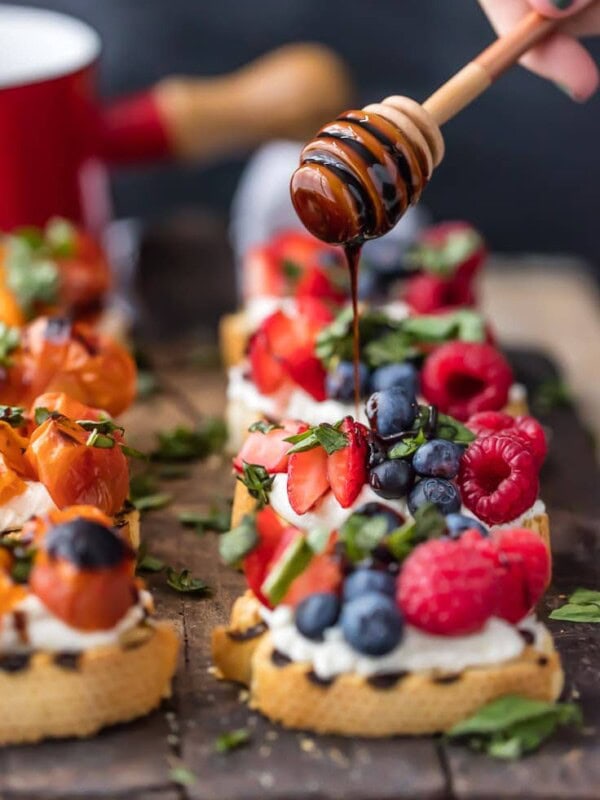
[521,33,600,101]
[527,0,594,20]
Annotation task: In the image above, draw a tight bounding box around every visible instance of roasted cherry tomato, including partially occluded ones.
[55,229,111,314]
[29,517,136,631]
[30,392,104,423]
[5,317,136,415]
[21,505,114,546]
[26,416,129,516]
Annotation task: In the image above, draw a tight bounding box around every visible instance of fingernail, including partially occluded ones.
[550,0,574,9]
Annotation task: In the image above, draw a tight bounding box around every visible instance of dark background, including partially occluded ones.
[12,0,600,266]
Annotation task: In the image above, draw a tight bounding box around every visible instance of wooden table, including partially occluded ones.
[1,342,598,800]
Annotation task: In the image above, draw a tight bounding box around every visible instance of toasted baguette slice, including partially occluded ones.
[220,311,250,368]
[248,630,562,736]
[212,594,563,737]
[0,622,178,745]
[229,480,550,549]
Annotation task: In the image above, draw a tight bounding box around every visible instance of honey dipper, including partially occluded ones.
[290,8,592,245]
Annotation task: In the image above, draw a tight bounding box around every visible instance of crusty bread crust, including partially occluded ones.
[230,481,550,552]
[0,622,179,745]
[212,593,563,736]
[249,631,563,736]
[220,312,249,368]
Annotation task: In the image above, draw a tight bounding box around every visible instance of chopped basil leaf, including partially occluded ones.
[248,420,283,434]
[339,514,389,562]
[136,545,165,574]
[447,695,582,759]
[219,514,258,566]
[215,728,251,753]
[85,429,116,449]
[307,525,331,554]
[436,412,476,444]
[76,418,124,436]
[120,444,148,460]
[152,418,227,462]
[179,506,230,534]
[169,765,197,786]
[34,407,53,425]
[387,503,446,560]
[550,588,600,622]
[133,492,173,512]
[406,229,482,277]
[0,405,25,428]
[387,429,427,460]
[0,323,20,367]
[166,568,209,594]
[285,422,347,455]
[238,462,273,508]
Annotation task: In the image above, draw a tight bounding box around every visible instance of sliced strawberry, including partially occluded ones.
[282,551,342,606]
[287,446,330,514]
[283,346,327,401]
[233,421,307,474]
[295,295,336,329]
[243,246,284,299]
[296,266,346,305]
[243,507,288,605]
[248,330,288,394]
[327,417,368,507]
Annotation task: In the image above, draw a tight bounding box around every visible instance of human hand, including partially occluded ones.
[478,0,600,100]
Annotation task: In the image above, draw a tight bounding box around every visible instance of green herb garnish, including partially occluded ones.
[219,514,258,566]
[285,421,347,455]
[238,462,273,508]
[133,492,173,512]
[166,568,209,595]
[339,514,390,563]
[0,323,20,367]
[136,544,165,574]
[179,507,230,534]
[387,503,446,560]
[447,695,582,759]
[248,420,283,434]
[549,588,600,622]
[152,418,227,462]
[406,229,482,277]
[215,728,251,753]
[0,405,25,428]
[169,765,197,786]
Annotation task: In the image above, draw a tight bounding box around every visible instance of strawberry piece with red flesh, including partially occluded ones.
[327,417,369,508]
[243,507,289,606]
[233,420,308,474]
[287,445,330,515]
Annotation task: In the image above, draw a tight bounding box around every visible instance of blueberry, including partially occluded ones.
[413,439,463,479]
[408,477,461,516]
[367,436,387,468]
[343,568,396,602]
[295,592,341,641]
[340,593,403,656]
[445,513,488,539]
[45,519,130,568]
[326,361,369,402]
[366,387,418,439]
[370,363,419,396]
[353,502,405,533]
[369,459,414,500]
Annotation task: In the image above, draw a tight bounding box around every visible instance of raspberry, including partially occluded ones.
[467,411,515,437]
[398,538,497,635]
[467,412,547,468]
[492,528,550,623]
[421,342,513,421]
[458,434,539,525]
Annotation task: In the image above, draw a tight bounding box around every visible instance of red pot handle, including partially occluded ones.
[99,43,353,165]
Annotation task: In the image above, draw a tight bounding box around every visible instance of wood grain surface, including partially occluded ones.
[1,347,598,800]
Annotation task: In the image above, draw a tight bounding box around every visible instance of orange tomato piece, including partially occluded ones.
[29,553,136,631]
[26,417,129,516]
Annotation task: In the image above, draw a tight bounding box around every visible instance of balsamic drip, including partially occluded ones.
[54,651,81,671]
[340,114,415,206]
[424,405,439,439]
[316,130,401,225]
[432,673,462,685]
[271,649,292,668]
[303,152,376,235]
[0,653,31,673]
[306,670,335,688]
[518,628,535,646]
[227,622,268,642]
[343,242,363,412]
[367,671,408,690]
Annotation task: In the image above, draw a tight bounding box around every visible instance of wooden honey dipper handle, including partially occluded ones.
[423,11,560,125]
